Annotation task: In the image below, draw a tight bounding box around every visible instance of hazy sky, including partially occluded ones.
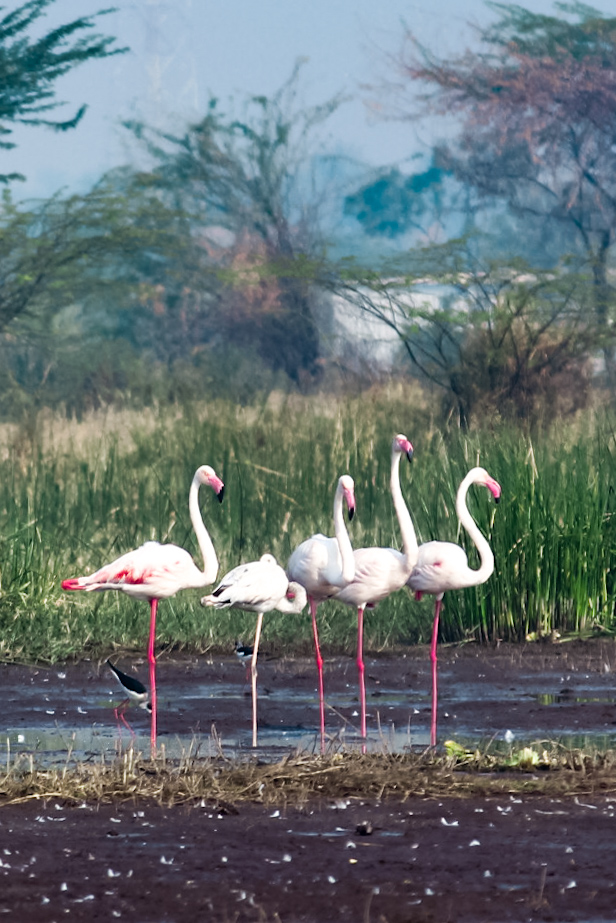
[5,0,614,200]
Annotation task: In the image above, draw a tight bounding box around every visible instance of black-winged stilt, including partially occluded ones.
[107,659,151,738]
[235,640,254,681]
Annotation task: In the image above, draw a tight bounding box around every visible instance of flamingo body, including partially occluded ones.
[408,541,481,597]
[201,554,307,746]
[62,541,216,600]
[62,464,224,757]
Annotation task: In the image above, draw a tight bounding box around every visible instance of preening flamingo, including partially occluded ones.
[407,466,501,747]
[62,465,224,757]
[287,475,356,751]
[334,435,416,739]
[106,659,150,740]
[201,554,307,747]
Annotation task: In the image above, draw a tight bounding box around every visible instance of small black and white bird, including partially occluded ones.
[107,659,151,737]
[235,640,254,677]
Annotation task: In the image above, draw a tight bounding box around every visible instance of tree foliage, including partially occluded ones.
[338,240,599,426]
[392,3,616,341]
[126,63,346,384]
[0,0,126,182]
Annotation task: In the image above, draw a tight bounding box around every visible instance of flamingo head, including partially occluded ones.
[286,581,307,610]
[393,434,414,464]
[339,474,356,521]
[259,553,278,566]
[474,467,501,503]
[197,465,225,502]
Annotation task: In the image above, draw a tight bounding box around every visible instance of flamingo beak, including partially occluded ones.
[348,505,355,521]
[217,484,225,503]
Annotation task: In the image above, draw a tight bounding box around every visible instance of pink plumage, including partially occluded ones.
[62,464,224,756]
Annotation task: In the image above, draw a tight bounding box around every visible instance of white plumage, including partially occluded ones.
[407,466,501,746]
[201,553,307,747]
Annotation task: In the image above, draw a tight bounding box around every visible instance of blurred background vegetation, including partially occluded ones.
[1,1,616,658]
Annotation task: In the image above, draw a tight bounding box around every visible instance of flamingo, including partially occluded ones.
[106,659,151,740]
[333,435,416,740]
[201,554,307,747]
[287,475,356,751]
[62,464,224,757]
[407,466,501,747]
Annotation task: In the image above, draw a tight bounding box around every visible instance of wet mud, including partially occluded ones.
[2,638,616,920]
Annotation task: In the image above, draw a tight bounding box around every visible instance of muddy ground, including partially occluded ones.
[2,638,616,921]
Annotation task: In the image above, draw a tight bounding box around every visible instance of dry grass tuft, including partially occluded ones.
[2,745,616,809]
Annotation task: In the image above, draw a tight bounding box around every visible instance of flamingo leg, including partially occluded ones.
[357,605,367,741]
[147,598,158,758]
[430,596,443,747]
[251,612,264,748]
[309,596,326,754]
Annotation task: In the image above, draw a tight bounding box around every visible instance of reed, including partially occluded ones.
[0,390,615,661]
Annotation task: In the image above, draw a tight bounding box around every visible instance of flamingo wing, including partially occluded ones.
[62,542,201,599]
[203,559,289,613]
[287,533,345,597]
[407,541,470,595]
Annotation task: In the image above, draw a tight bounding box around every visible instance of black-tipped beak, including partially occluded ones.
[348,506,355,522]
[494,495,500,504]
[406,448,414,463]
[217,485,225,503]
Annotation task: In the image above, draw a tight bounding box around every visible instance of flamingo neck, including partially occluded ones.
[455,471,494,586]
[189,473,219,586]
[333,479,355,584]
[390,448,418,567]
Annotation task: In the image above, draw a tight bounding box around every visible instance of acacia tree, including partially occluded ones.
[126,64,346,384]
[0,0,125,182]
[387,3,616,381]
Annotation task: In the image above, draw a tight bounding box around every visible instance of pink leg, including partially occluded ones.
[430,597,443,747]
[113,700,129,739]
[357,606,367,740]
[147,598,158,758]
[116,705,136,739]
[251,612,264,748]
[309,597,326,754]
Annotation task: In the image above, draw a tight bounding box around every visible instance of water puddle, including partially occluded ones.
[2,654,616,766]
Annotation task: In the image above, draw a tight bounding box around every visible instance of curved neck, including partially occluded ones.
[456,472,494,586]
[275,592,307,615]
[333,480,355,584]
[390,449,418,566]
[189,473,219,586]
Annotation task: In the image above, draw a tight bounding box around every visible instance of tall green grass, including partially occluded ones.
[0,390,615,661]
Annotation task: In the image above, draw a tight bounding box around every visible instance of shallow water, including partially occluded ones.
[2,644,616,765]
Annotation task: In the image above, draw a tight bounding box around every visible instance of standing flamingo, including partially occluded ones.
[287,475,356,752]
[62,464,224,757]
[407,466,501,747]
[201,554,307,747]
[334,434,416,740]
